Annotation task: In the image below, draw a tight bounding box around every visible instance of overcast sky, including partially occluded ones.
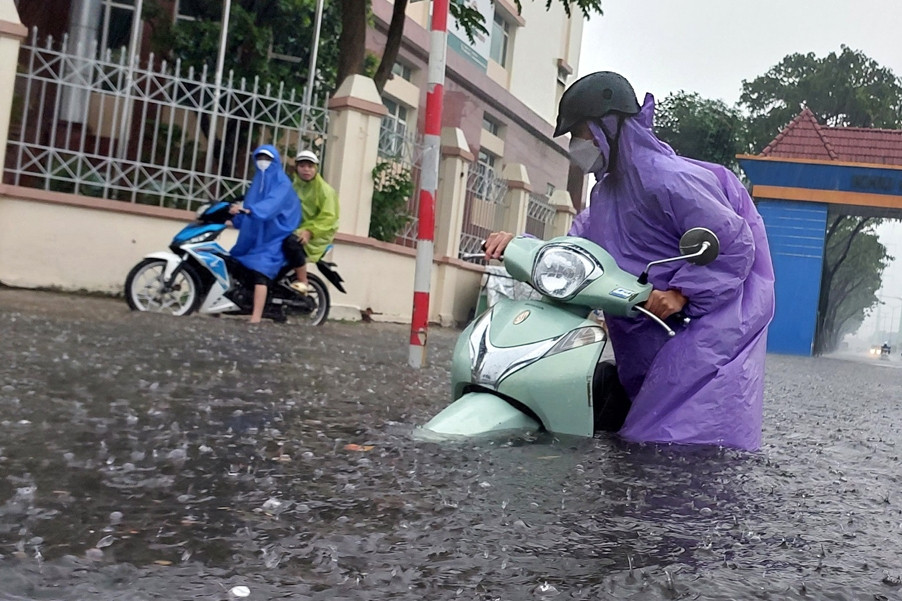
[578,0,902,106]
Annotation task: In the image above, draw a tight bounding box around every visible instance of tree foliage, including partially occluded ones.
[814,215,891,354]
[146,0,342,94]
[654,91,748,172]
[738,45,902,153]
[369,161,414,242]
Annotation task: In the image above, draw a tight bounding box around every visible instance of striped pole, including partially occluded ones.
[409,0,449,368]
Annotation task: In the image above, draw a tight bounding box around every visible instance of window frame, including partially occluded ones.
[489,13,510,68]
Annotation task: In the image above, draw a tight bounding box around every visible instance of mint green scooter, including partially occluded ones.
[420,228,719,439]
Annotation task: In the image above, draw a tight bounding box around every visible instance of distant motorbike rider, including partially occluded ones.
[484,71,776,450]
[282,150,340,296]
[229,145,301,323]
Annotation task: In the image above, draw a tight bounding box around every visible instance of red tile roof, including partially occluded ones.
[761,108,902,166]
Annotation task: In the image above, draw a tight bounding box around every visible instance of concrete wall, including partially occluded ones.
[0,184,485,326]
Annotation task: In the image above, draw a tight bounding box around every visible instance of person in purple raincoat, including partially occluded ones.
[485,72,775,450]
[229,145,301,323]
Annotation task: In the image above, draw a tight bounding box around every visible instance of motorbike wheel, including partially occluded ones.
[125,258,201,316]
[278,272,330,326]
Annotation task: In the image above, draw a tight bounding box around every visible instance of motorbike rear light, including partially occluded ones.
[544,326,605,358]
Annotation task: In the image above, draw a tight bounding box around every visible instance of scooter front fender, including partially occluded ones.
[144,251,184,281]
[418,392,540,438]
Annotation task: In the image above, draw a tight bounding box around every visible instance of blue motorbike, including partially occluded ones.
[124,200,345,325]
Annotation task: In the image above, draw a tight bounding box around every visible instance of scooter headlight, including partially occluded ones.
[532,246,600,299]
[184,231,217,245]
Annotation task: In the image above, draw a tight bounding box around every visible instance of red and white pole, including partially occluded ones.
[409,0,448,368]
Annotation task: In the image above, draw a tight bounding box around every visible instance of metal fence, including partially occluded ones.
[458,164,508,257]
[4,30,329,211]
[525,191,556,240]
[375,120,424,248]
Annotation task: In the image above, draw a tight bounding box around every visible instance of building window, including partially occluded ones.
[490,14,509,67]
[482,114,501,137]
[474,150,503,201]
[546,183,556,197]
[379,97,410,156]
[392,62,413,82]
[99,0,136,51]
[477,150,496,171]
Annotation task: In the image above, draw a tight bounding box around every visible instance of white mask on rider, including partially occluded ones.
[568,116,619,175]
[568,137,608,174]
[256,157,273,172]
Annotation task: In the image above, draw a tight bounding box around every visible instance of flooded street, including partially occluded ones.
[1,288,902,600]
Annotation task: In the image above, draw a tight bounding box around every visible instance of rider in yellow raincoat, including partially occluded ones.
[283,150,340,295]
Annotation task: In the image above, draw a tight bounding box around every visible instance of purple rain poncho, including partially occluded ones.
[570,94,775,451]
[230,145,302,280]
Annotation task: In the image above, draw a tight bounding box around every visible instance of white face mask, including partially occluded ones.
[256,158,273,172]
[568,137,607,174]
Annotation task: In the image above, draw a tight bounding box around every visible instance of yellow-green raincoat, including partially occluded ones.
[291,173,339,263]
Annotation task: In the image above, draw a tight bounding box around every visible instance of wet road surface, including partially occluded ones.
[1,288,902,600]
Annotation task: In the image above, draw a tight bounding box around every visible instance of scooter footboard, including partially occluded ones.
[419,392,540,438]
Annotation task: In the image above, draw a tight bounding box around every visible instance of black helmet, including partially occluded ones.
[553,71,641,137]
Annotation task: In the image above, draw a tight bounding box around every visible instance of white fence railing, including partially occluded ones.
[4,30,329,211]
[376,120,424,248]
[458,164,508,257]
[525,192,556,240]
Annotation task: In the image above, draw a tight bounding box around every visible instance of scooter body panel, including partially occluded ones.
[421,391,541,437]
[496,342,601,437]
[449,297,605,438]
[488,298,593,348]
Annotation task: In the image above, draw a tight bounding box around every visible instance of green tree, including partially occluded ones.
[146,0,342,94]
[146,0,343,177]
[369,161,414,242]
[654,91,748,172]
[814,215,891,354]
[739,45,902,153]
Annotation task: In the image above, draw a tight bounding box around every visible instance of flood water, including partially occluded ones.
[1,289,902,600]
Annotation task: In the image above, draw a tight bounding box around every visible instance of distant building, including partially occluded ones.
[372,0,586,210]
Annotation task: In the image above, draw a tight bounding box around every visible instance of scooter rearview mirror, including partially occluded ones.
[679,227,720,266]
[637,227,721,284]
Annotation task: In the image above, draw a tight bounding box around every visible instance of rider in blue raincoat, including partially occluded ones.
[229,145,301,322]
[486,72,775,450]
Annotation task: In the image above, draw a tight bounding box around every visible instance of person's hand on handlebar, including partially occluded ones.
[644,289,687,320]
[484,231,515,261]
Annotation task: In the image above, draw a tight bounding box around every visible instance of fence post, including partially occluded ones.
[548,189,576,237]
[0,1,26,176]
[323,75,387,238]
[501,163,530,234]
[434,127,472,259]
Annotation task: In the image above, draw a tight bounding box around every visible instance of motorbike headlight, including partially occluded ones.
[532,246,600,299]
[184,231,217,245]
